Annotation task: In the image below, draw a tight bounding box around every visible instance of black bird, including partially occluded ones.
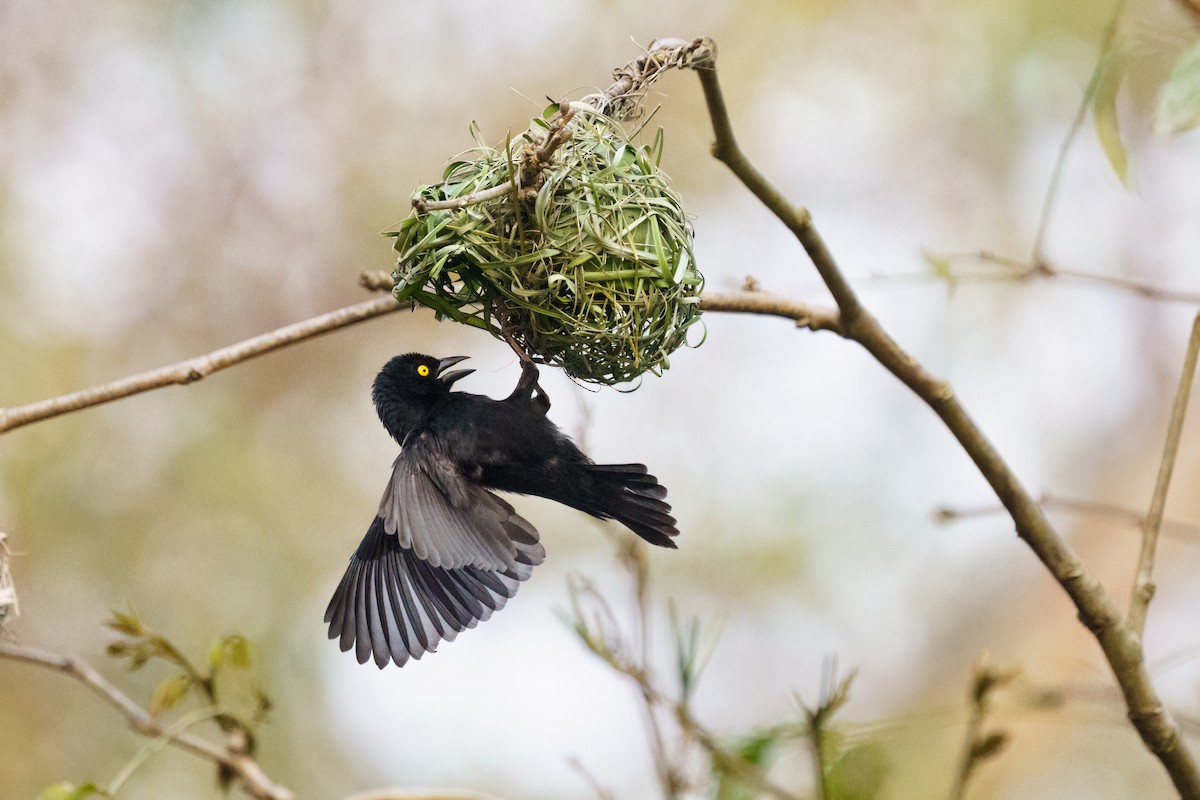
[325,353,678,668]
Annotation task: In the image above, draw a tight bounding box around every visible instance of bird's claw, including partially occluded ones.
[508,361,551,414]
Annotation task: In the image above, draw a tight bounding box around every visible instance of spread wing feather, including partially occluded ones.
[325,434,545,668]
[382,435,528,570]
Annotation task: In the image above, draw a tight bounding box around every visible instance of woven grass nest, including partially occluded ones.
[389,103,704,386]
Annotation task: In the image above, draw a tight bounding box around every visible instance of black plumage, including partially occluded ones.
[325,353,678,667]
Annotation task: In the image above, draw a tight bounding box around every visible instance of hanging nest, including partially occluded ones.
[389,103,704,386]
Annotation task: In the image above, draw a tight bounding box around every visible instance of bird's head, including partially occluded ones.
[372,354,474,442]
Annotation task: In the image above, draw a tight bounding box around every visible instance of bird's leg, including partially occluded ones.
[530,377,551,415]
[506,360,551,414]
[507,361,538,398]
[497,308,552,413]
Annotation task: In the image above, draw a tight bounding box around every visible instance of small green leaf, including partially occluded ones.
[38,782,110,800]
[149,673,192,716]
[920,250,955,285]
[827,741,891,800]
[713,734,778,800]
[736,730,779,766]
[208,638,226,672]
[105,609,143,637]
[1156,38,1200,135]
[1092,51,1130,185]
[223,635,253,669]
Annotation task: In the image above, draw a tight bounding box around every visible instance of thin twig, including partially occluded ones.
[688,45,1200,798]
[699,291,843,334]
[800,659,851,800]
[566,756,617,800]
[567,573,800,800]
[672,703,801,800]
[519,105,577,187]
[594,37,716,122]
[621,540,682,800]
[1031,0,1127,261]
[885,251,1200,306]
[934,492,1200,543]
[947,655,1015,800]
[0,641,293,800]
[360,270,399,292]
[413,38,715,214]
[1128,312,1200,636]
[108,708,222,795]
[412,107,578,214]
[808,719,830,800]
[948,695,986,800]
[0,295,402,435]
[414,183,518,212]
[651,680,802,800]
[1050,264,1200,305]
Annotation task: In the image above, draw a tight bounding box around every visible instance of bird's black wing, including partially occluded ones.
[324,434,545,668]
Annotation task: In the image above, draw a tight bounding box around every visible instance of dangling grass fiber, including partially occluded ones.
[389,103,704,386]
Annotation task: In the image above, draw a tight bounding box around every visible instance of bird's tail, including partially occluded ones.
[580,463,679,548]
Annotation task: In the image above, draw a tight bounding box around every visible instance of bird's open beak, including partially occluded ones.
[436,355,475,386]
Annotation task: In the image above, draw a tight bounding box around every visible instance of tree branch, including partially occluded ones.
[688,45,1200,798]
[1128,313,1200,636]
[699,291,842,334]
[0,295,402,435]
[3,271,838,438]
[0,641,294,800]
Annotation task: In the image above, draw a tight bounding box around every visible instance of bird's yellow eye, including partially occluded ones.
[416,364,431,377]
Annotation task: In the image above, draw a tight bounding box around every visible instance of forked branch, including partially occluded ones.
[1128,313,1200,636]
[687,40,1200,799]
[0,642,293,800]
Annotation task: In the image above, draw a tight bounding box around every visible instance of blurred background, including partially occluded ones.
[3,0,1200,797]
